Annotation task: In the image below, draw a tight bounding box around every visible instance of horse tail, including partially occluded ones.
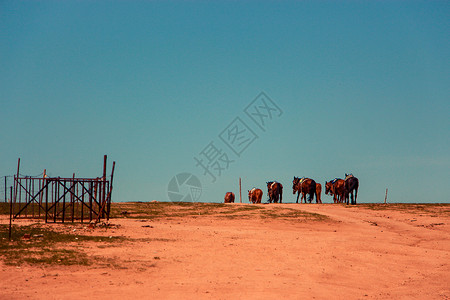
[310,181,316,203]
[279,184,283,203]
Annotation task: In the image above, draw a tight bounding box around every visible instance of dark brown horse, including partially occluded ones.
[224,192,235,203]
[248,188,263,204]
[344,174,359,205]
[325,179,346,203]
[267,181,283,203]
[292,177,316,203]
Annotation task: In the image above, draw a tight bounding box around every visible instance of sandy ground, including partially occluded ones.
[1,203,449,300]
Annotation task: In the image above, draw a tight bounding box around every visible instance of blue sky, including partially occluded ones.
[1,1,449,203]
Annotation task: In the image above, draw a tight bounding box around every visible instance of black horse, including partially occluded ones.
[267,181,283,203]
[344,174,359,205]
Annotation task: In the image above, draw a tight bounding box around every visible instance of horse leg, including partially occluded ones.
[296,192,300,204]
[354,188,358,204]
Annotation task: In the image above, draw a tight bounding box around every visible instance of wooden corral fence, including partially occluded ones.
[11,156,115,223]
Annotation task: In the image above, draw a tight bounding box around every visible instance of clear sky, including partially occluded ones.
[1,1,449,204]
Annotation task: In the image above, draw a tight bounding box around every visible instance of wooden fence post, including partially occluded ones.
[14,158,20,204]
[4,176,6,203]
[239,177,242,203]
[9,186,13,240]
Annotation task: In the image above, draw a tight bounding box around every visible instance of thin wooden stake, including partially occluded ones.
[72,173,75,223]
[4,176,6,203]
[39,169,46,218]
[239,177,242,203]
[14,158,20,204]
[102,155,107,218]
[106,161,115,221]
[9,186,13,240]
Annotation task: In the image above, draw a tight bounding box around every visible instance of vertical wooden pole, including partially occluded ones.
[4,176,6,203]
[106,161,115,221]
[384,188,388,204]
[81,182,85,223]
[62,180,66,223]
[239,177,242,203]
[24,177,28,217]
[89,181,93,222]
[71,173,75,223]
[45,179,49,223]
[14,158,20,204]
[9,186,13,240]
[102,155,107,218]
[54,181,58,222]
[39,169,46,218]
[30,177,34,218]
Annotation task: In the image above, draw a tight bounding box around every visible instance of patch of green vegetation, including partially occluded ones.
[0,223,124,266]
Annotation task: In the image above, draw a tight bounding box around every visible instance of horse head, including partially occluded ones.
[292,177,300,194]
[325,181,332,195]
[345,173,354,181]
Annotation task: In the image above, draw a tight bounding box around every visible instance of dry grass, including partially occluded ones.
[356,203,450,217]
[0,223,125,266]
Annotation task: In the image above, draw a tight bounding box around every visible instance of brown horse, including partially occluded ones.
[344,174,359,205]
[292,177,316,203]
[316,182,322,204]
[248,188,263,204]
[224,192,235,203]
[325,179,346,203]
[267,181,283,203]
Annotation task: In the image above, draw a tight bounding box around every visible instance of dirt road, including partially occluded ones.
[1,203,449,299]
